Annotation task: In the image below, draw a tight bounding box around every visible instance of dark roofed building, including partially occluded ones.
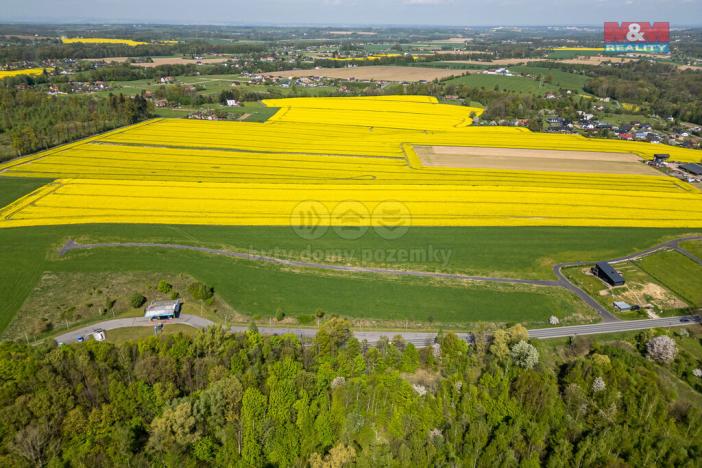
[592,261,625,286]
[680,163,702,176]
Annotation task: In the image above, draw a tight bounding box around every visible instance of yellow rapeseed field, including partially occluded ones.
[0,68,52,79]
[61,37,147,46]
[326,53,405,62]
[1,95,701,229]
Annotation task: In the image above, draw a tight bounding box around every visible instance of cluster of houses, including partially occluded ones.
[46,81,110,95]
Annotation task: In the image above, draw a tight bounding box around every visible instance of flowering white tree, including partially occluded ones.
[646,335,677,364]
[592,377,606,393]
[510,340,539,369]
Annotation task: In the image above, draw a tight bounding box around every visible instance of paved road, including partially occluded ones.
[529,315,701,339]
[55,313,700,346]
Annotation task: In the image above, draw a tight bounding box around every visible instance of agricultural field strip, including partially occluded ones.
[4,144,690,192]
[2,179,701,228]
[94,119,702,163]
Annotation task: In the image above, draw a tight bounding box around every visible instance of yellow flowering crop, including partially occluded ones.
[61,37,147,46]
[0,68,52,79]
[1,95,701,229]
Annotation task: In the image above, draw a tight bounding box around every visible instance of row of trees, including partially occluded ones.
[0,318,699,466]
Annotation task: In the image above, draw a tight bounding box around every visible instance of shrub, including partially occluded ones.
[188,282,214,301]
[510,340,539,369]
[157,280,173,294]
[129,293,147,308]
[275,308,285,321]
[646,335,677,364]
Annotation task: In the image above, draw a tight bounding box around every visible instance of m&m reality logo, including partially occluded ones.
[603,22,670,53]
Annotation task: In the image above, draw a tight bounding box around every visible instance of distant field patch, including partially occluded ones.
[0,68,52,80]
[444,73,559,94]
[266,66,464,82]
[61,37,146,46]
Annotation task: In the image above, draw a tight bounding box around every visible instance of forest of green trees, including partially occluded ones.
[0,319,700,467]
[0,88,150,160]
[582,62,702,124]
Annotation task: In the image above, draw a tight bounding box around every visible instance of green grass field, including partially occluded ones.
[51,245,592,326]
[545,50,603,59]
[153,102,280,121]
[509,65,589,91]
[679,240,702,260]
[634,250,702,307]
[0,177,51,207]
[444,73,561,94]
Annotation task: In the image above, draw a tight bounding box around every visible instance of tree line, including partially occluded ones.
[0,318,699,466]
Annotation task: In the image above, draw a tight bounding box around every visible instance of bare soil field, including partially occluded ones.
[415,145,660,175]
[266,66,468,82]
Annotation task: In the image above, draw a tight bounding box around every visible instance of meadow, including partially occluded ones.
[444,73,562,94]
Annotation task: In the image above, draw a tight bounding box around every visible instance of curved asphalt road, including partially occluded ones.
[54,313,700,346]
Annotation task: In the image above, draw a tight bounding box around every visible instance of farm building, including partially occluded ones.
[144,299,182,320]
[652,154,669,166]
[613,301,632,311]
[680,163,702,176]
[592,261,625,286]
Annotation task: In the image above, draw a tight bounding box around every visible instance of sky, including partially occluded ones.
[2,0,701,26]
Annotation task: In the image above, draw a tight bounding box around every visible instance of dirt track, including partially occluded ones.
[415,145,660,175]
[266,66,468,82]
